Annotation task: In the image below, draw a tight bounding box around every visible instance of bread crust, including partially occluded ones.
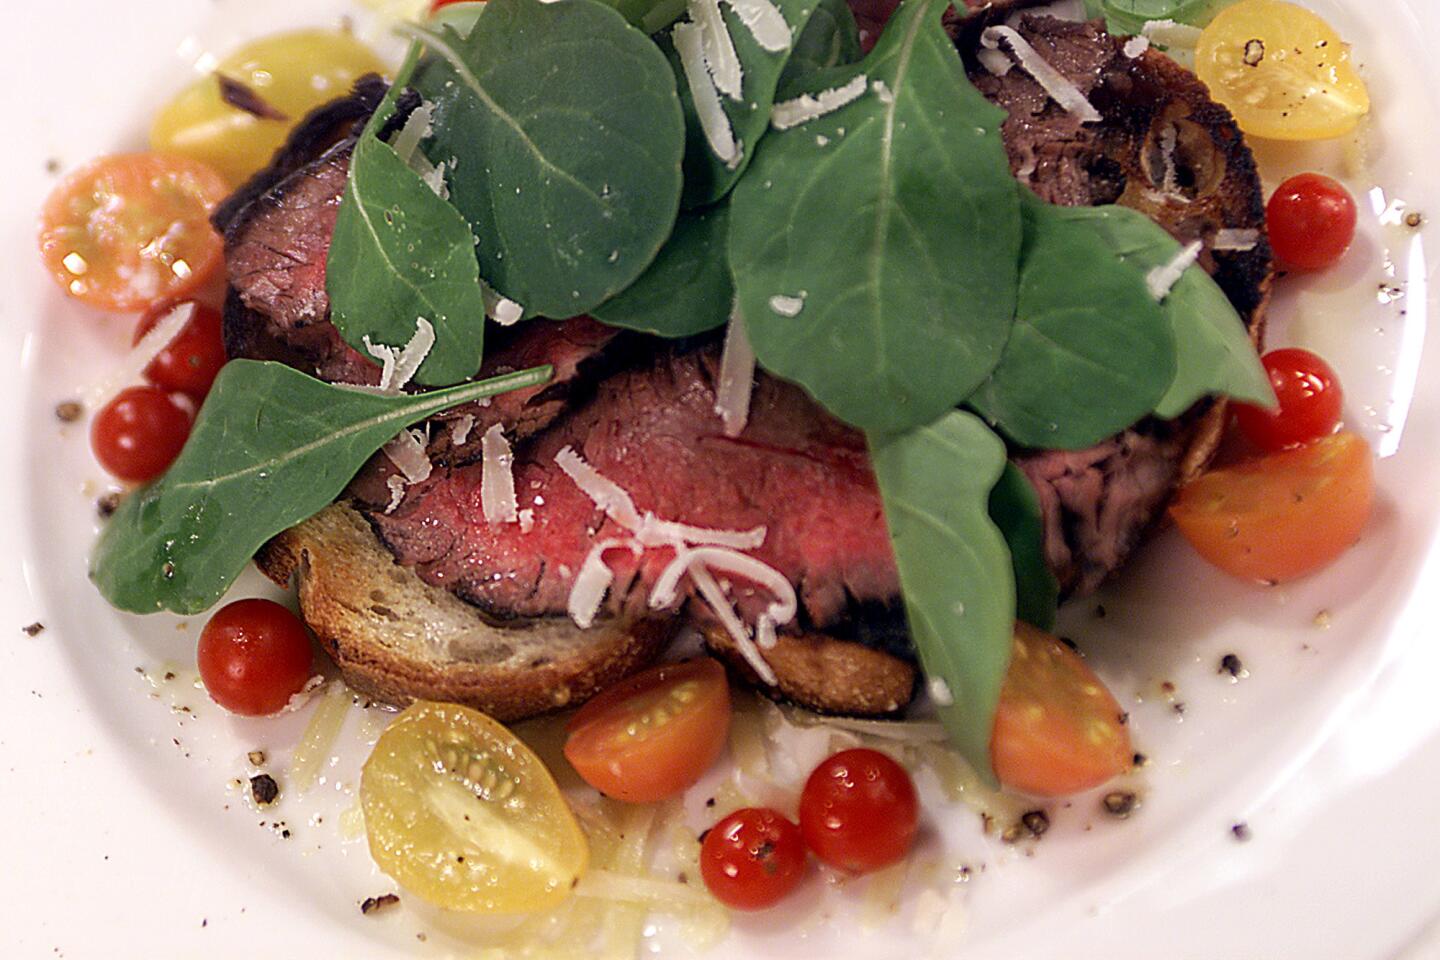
[257,504,675,720]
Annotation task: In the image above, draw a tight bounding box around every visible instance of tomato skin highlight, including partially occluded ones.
[197,599,314,716]
[1266,174,1357,271]
[991,623,1133,798]
[798,748,918,874]
[700,808,807,911]
[134,301,228,402]
[39,153,227,311]
[90,385,191,484]
[563,658,731,803]
[1233,348,1343,452]
[1170,431,1374,583]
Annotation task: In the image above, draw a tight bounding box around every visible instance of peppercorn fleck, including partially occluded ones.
[1021,810,1050,838]
[249,774,280,806]
[54,401,83,422]
[21,622,45,637]
[1220,653,1248,680]
[1232,822,1251,842]
[247,751,266,767]
[360,894,400,915]
[1103,791,1139,818]
[97,492,122,519]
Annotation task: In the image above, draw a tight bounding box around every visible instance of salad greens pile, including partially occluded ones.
[91,0,1272,780]
[1081,0,1235,35]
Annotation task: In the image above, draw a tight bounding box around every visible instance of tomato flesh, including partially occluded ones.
[991,623,1133,798]
[197,598,314,716]
[90,385,191,484]
[134,301,228,402]
[39,153,227,311]
[700,807,806,911]
[1233,348,1343,451]
[1266,174,1357,272]
[1170,431,1374,583]
[798,748,918,874]
[564,658,731,803]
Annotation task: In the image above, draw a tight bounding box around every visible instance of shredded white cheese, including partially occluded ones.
[449,413,475,446]
[674,21,741,167]
[480,279,525,326]
[870,79,894,104]
[690,560,778,685]
[363,318,435,394]
[568,539,640,629]
[928,676,955,707]
[722,0,792,52]
[555,446,646,531]
[689,0,743,101]
[518,508,535,534]
[1122,35,1151,58]
[1141,18,1203,49]
[976,47,1014,77]
[383,474,408,514]
[480,424,519,525]
[1146,240,1203,300]
[362,336,399,390]
[980,26,1102,123]
[382,428,433,484]
[768,292,806,316]
[714,309,756,438]
[390,102,434,165]
[1159,123,1183,199]
[1212,228,1261,252]
[83,301,195,410]
[649,546,796,625]
[770,74,868,130]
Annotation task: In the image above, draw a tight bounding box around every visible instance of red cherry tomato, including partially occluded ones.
[699,807,807,911]
[1233,348,1344,451]
[197,599,315,716]
[90,385,191,484]
[798,748,918,874]
[133,301,227,402]
[1266,173,1357,271]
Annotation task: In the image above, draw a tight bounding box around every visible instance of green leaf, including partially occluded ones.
[777,0,863,93]
[591,205,732,337]
[730,0,1021,433]
[91,360,552,615]
[662,0,828,207]
[989,464,1058,631]
[969,196,1175,450]
[328,73,490,387]
[870,410,1015,782]
[1049,204,1275,418]
[1082,0,1233,35]
[596,0,685,31]
[404,0,686,319]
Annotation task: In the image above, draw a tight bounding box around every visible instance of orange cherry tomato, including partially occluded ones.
[133,301,228,402]
[991,622,1133,798]
[563,658,731,803]
[39,153,228,312]
[1169,431,1374,584]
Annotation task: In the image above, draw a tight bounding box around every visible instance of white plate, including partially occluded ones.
[4,1,1440,957]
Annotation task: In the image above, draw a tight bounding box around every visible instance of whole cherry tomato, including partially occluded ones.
[699,807,807,911]
[1266,173,1357,271]
[197,599,315,716]
[134,301,228,402]
[90,385,191,484]
[798,748,918,874]
[1233,348,1343,452]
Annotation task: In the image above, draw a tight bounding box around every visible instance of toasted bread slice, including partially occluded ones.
[256,504,676,720]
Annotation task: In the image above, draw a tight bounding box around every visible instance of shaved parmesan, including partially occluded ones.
[568,538,639,629]
[391,318,435,389]
[690,0,743,101]
[1146,240,1203,300]
[638,517,766,550]
[1158,123,1184,200]
[928,677,955,707]
[449,414,475,446]
[648,546,795,626]
[980,26,1101,123]
[382,428,433,484]
[518,508,535,534]
[870,79,894,104]
[390,102,434,166]
[556,446,645,531]
[480,279,525,326]
[83,300,194,410]
[770,75,868,130]
[1212,228,1261,252]
[689,560,778,686]
[1141,19,1202,49]
[768,292,805,316]
[714,309,756,438]
[384,475,408,514]
[362,336,399,391]
[674,21,740,166]
[755,614,777,650]
[480,424,519,524]
[1123,35,1150,58]
[976,48,1014,77]
[722,0,791,52]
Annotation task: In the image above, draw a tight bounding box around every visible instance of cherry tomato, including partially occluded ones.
[1233,348,1343,451]
[133,301,228,402]
[563,658,731,804]
[1170,431,1374,583]
[991,622,1133,798]
[798,748,918,874]
[699,807,806,911]
[429,0,470,9]
[197,599,315,716]
[39,153,228,311]
[1266,173,1358,271]
[90,385,191,484]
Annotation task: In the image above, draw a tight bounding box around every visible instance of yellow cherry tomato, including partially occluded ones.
[361,701,589,914]
[150,30,388,185]
[1195,0,1369,141]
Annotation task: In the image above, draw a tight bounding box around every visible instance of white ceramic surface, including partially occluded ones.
[4,1,1440,958]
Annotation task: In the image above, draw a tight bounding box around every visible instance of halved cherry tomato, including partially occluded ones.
[563,658,731,803]
[39,153,228,311]
[700,807,806,911]
[991,622,1133,798]
[1233,348,1343,451]
[133,301,228,402]
[1170,431,1374,583]
[798,748,918,874]
[1266,174,1357,271]
[90,385,191,484]
[197,598,314,716]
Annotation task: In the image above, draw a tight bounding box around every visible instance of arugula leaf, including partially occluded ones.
[968,196,1175,450]
[404,0,685,319]
[328,70,490,387]
[1082,0,1231,35]
[870,410,1015,782]
[729,0,1021,433]
[91,360,552,615]
[777,0,863,93]
[591,205,732,337]
[662,0,828,207]
[1049,204,1275,418]
[598,0,686,32]
[989,464,1058,631]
